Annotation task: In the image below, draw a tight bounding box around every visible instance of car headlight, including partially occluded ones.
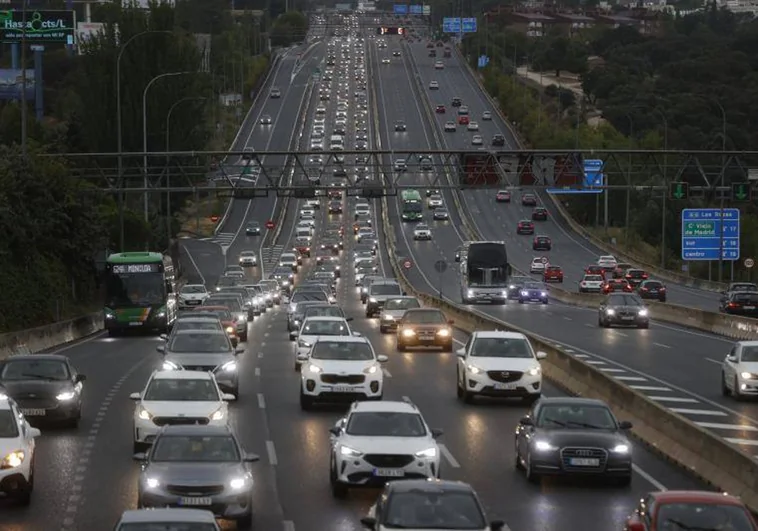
[279,262,284,266]
[162,360,180,371]
[501,291,507,297]
[211,408,225,421]
[219,361,237,372]
[138,406,152,420]
[534,440,556,451]
[298,340,311,348]
[156,311,166,318]
[509,285,515,289]
[56,391,76,401]
[740,372,754,379]
[540,292,547,297]
[402,328,415,337]
[282,281,289,286]
[382,314,394,321]
[611,444,630,454]
[415,447,437,458]
[229,477,248,490]
[605,309,615,315]
[362,287,368,293]
[437,328,450,337]
[638,309,648,317]
[237,313,247,322]
[339,445,363,457]
[105,312,116,320]
[145,477,160,489]
[1,450,25,469]
[294,319,301,326]
[307,364,322,374]
[369,297,377,303]
[226,326,234,334]
[527,367,541,376]
[466,364,483,374]
[363,364,379,374]
[521,290,529,296]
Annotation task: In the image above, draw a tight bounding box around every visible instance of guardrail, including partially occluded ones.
[378,192,758,513]
[0,312,103,361]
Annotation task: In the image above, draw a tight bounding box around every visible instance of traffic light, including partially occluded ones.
[669,181,689,200]
[732,182,752,202]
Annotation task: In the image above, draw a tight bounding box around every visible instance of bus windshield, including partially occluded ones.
[403,202,422,212]
[106,271,165,307]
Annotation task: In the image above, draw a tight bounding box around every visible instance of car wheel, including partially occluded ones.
[456,369,464,399]
[237,509,254,529]
[734,376,742,401]
[515,442,524,470]
[397,342,406,352]
[299,390,314,410]
[525,451,540,484]
[722,372,730,396]
[330,460,348,498]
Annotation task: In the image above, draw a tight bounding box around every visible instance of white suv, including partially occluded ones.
[298,336,387,409]
[328,400,443,498]
[0,396,41,505]
[456,331,546,403]
[130,370,233,452]
[178,284,209,309]
[292,316,357,369]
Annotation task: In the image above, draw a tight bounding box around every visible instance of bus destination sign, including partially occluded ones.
[111,263,161,274]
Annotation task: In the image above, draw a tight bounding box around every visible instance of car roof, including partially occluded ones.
[651,490,746,506]
[6,353,68,362]
[182,283,206,288]
[158,424,233,436]
[538,397,609,407]
[173,329,227,337]
[404,308,443,315]
[118,508,218,524]
[352,400,418,413]
[196,305,229,312]
[175,315,221,322]
[472,331,528,340]
[151,370,213,380]
[387,478,475,494]
[314,336,367,344]
[371,280,400,286]
[303,316,347,322]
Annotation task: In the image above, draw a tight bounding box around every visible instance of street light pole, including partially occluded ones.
[714,100,728,283]
[20,0,28,158]
[652,107,668,269]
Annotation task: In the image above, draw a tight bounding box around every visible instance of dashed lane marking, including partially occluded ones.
[726,438,758,447]
[654,342,671,349]
[600,368,626,373]
[284,521,296,531]
[255,367,261,377]
[696,422,758,431]
[266,440,278,466]
[614,376,648,382]
[257,393,266,409]
[382,368,392,377]
[649,396,699,404]
[585,360,605,365]
[439,443,460,468]
[629,385,673,392]
[705,358,722,365]
[670,408,728,417]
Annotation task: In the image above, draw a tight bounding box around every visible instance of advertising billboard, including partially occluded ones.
[0,69,35,100]
[0,10,76,44]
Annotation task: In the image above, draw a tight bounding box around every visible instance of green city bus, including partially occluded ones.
[401,189,423,221]
[103,252,178,336]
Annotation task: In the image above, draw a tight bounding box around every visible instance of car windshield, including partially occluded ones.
[731,284,758,292]
[384,490,486,529]
[304,307,344,319]
[371,284,402,296]
[118,523,218,531]
[585,275,603,282]
[205,298,241,312]
[643,281,663,289]
[405,311,446,324]
[310,341,374,361]
[627,270,645,277]
[144,378,219,401]
[239,252,255,257]
[537,404,617,429]
[194,309,232,321]
[655,502,754,531]
[346,411,426,437]
[168,333,231,353]
[181,285,206,294]
[173,321,221,332]
[151,435,240,462]
[0,410,19,438]
[607,294,643,306]
[292,292,328,303]
[471,338,532,358]
[524,282,545,290]
[216,277,239,288]
[385,298,420,310]
[1,360,69,381]
[106,269,165,306]
[302,320,350,336]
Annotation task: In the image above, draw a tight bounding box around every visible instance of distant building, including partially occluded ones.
[551,13,596,36]
[504,12,556,37]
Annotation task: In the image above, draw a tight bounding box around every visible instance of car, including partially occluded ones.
[598,293,649,328]
[457,105,469,116]
[157,329,243,396]
[177,283,209,309]
[612,262,634,278]
[0,395,41,505]
[130,370,233,452]
[378,296,421,333]
[625,268,648,287]
[298,336,387,409]
[579,274,605,293]
[392,50,401,56]
[429,80,439,90]
[381,57,390,64]
[224,265,244,276]
[452,97,462,107]
[602,278,633,294]
[270,267,294,292]
[625,490,758,531]
[328,400,441,497]
[328,200,342,214]
[721,291,758,317]
[521,193,537,206]
[429,48,437,56]
[362,479,506,531]
[257,279,280,306]
[492,133,505,146]
[597,255,618,270]
[519,281,549,304]
[471,134,483,146]
[320,238,341,255]
[394,159,407,172]
[396,308,453,352]
[191,306,239,346]
[435,104,446,113]
[515,397,633,485]
[532,206,548,221]
[482,110,492,120]
[168,314,224,337]
[355,263,379,284]
[238,251,257,267]
[270,87,281,98]
[637,279,666,302]
[720,340,758,399]
[456,331,546,403]
[543,265,563,283]
[245,221,261,235]
[427,194,443,208]
[458,115,470,125]
[0,354,86,427]
[585,264,606,278]
[433,208,449,220]
[356,229,377,245]
[434,60,444,69]
[292,316,356,367]
[506,276,531,300]
[394,120,406,132]
[134,424,260,528]
[115,509,221,531]
[365,280,404,317]
[517,220,534,235]
[529,257,548,275]
[495,190,511,202]
[444,121,456,132]
[279,252,299,271]
[532,235,551,251]
[467,121,479,131]
[413,224,432,240]
[260,114,272,125]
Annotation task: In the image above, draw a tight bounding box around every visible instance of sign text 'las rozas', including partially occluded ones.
[0,10,76,44]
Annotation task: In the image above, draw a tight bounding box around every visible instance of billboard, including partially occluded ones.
[76,21,104,53]
[0,10,75,44]
[336,3,352,10]
[0,69,34,100]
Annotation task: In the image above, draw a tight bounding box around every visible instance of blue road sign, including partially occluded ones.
[546,158,603,195]
[393,4,408,14]
[442,17,460,32]
[462,17,477,32]
[477,55,489,68]
[410,4,423,14]
[681,208,740,261]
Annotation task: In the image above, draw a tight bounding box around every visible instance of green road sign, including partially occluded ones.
[683,221,716,237]
[732,182,752,202]
[669,181,689,200]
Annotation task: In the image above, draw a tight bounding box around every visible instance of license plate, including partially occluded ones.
[745,306,756,310]
[569,458,600,467]
[332,386,355,393]
[186,300,200,305]
[373,468,405,477]
[129,321,142,326]
[180,497,212,506]
[621,316,635,320]
[493,382,518,390]
[21,408,45,416]
[420,335,434,340]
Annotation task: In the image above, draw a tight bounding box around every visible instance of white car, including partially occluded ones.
[306,198,320,210]
[298,336,387,409]
[279,252,299,270]
[130,370,233,452]
[427,194,443,208]
[300,207,315,218]
[597,255,618,269]
[444,121,456,132]
[467,121,479,131]
[310,141,324,151]
[328,400,442,498]
[260,115,272,125]
[456,331,546,403]
[722,340,758,399]
[579,274,604,293]
[178,284,209,309]
[394,159,407,172]
[354,251,376,268]
[316,106,327,115]
[115,509,221,531]
[379,296,421,333]
[530,257,548,273]
[355,203,371,216]
[298,217,316,229]
[382,57,390,64]
[482,110,492,120]
[238,251,258,267]
[413,224,432,240]
[292,316,358,366]
[472,134,483,146]
[0,396,40,505]
[434,61,444,69]
[429,80,439,90]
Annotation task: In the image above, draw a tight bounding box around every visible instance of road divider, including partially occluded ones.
[378,199,758,513]
[0,312,103,360]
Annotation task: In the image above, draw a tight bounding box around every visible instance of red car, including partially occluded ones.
[435,104,446,113]
[585,265,606,278]
[602,279,633,293]
[543,265,563,283]
[516,220,535,235]
[293,244,310,259]
[625,268,649,287]
[458,115,470,125]
[625,490,758,531]
[495,190,511,202]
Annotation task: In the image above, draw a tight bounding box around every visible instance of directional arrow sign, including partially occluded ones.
[669,182,688,200]
[732,182,752,202]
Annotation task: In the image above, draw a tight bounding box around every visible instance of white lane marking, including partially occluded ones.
[585,360,606,365]
[612,331,628,337]
[266,440,278,465]
[633,464,667,491]
[614,376,648,381]
[255,367,261,377]
[696,422,758,431]
[573,353,589,358]
[600,368,626,373]
[705,358,722,365]
[670,408,728,416]
[284,521,296,531]
[439,443,460,468]
[180,243,207,284]
[629,385,672,392]
[649,396,699,403]
[726,438,758,447]
[654,342,671,349]
[563,316,572,321]
[382,368,392,377]
[258,352,264,359]
[257,393,266,409]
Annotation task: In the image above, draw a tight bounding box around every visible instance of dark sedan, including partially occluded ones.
[532,207,548,221]
[518,281,549,304]
[517,220,535,235]
[0,354,86,427]
[515,397,633,485]
[598,293,649,328]
[245,222,261,235]
[721,291,758,317]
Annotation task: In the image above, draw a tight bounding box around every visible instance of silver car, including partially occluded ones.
[134,425,259,528]
[115,508,220,531]
[157,329,243,396]
[379,296,421,333]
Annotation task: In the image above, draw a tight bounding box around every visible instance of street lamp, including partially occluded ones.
[142,71,193,224]
[711,99,728,282]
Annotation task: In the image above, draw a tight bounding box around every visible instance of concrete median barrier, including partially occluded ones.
[0,312,103,361]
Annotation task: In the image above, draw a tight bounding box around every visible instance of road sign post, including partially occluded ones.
[747,258,755,282]
[681,208,740,261]
[434,259,447,299]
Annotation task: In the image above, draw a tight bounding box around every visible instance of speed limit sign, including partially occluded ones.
[540,257,549,264]
[746,258,755,269]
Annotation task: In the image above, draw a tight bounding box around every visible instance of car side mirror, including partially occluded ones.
[159,333,168,341]
[235,347,245,355]
[222,393,235,401]
[329,426,341,436]
[455,348,465,357]
[244,452,260,463]
[155,346,165,354]
[129,392,141,400]
[76,374,87,383]
[290,331,299,340]
[28,427,41,438]
[402,291,407,296]
[519,416,533,426]
[727,355,738,363]
[431,428,443,438]
[360,517,377,530]
[536,351,547,360]
[296,353,309,362]
[132,452,147,461]
[490,521,506,531]
[448,319,454,325]
[377,355,388,362]
[618,420,633,430]
[346,317,354,322]
[353,331,362,337]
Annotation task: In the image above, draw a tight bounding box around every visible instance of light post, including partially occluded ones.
[142,71,193,225]
[648,106,669,269]
[712,99,728,282]
[624,113,634,244]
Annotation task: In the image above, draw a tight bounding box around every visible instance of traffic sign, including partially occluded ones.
[745,258,755,269]
[462,17,477,32]
[681,208,740,261]
[402,259,413,270]
[265,220,275,230]
[410,4,422,14]
[393,4,408,14]
[442,17,477,33]
[732,182,752,202]
[540,257,548,264]
[547,158,603,195]
[210,215,220,223]
[477,55,489,68]
[669,182,689,200]
[423,4,430,14]
[434,260,447,273]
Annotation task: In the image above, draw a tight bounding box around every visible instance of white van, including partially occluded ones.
[329,135,344,151]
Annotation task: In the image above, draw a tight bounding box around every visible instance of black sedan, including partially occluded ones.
[245,221,261,235]
[532,235,551,251]
[598,293,649,328]
[637,279,667,302]
[518,281,548,304]
[515,397,633,485]
[532,207,548,221]
[0,354,86,428]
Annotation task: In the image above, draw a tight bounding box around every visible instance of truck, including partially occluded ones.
[457,241,511,304]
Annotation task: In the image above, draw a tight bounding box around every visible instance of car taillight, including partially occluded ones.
[641,287,648,291]
[660,287,666,291]
[728,302,739,308]
[643,274,648,279]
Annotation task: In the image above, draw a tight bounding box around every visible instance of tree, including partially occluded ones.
[271,11,309,47]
